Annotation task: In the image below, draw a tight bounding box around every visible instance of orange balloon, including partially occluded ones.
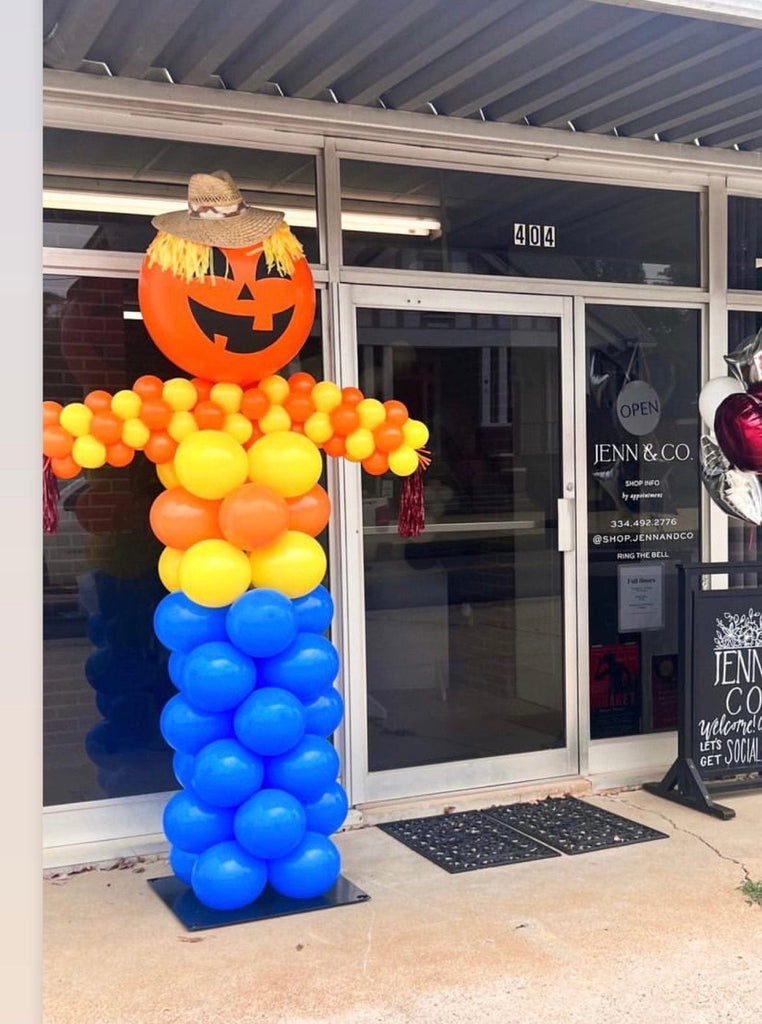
[90,411,123,446]
[144,431,178,464]
[133,375,164,399]
[43,401,62,427]
[194,401,226,430]
[285,485,331,536]
[51,454,80,479]
[330,404,360,436]
[323,436,346,458]
[362,451,389,476]
[218,482,289,550]
[243,425,264,449]
[43,425,73,459]
[105,441,134,467]
[192,378,213,404]
[284,393,314,423]
[289,372,316,393]
[84,390,113,413]
[149,487,223,549]
[139,398,173,431]
[373,423,404,453]
[240,388,270,421]
[383,400,409,425]
[342,387,364,407]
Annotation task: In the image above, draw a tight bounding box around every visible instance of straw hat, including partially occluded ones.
[151,170,285,247]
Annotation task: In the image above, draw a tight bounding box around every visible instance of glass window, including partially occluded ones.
[585,305,701,738]
[43,274,323,806]
[341,160,700,286]
[728,196,762,291]
[43,128,319,262]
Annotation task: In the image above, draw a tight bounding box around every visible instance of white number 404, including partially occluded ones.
[513,223,556,247]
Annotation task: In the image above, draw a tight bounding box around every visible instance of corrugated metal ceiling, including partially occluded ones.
[43,0,762,151]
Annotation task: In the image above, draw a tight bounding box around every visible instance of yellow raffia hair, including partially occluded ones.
[146,223,305,283]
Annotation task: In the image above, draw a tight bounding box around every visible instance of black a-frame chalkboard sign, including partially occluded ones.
[644,562,762,819]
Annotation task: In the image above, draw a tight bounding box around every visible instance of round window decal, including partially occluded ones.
[616,380,661,436]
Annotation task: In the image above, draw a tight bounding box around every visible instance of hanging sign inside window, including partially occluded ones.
[513,223,556,247]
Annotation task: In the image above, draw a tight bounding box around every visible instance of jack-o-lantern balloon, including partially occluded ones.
[137,170,315,386]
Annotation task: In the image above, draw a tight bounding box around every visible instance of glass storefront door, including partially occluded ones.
[338,287,578,802]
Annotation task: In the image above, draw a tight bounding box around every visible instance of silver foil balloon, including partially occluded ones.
[700,434,762,525]
[724,326,762,383]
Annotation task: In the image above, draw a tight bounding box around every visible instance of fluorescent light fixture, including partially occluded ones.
[43,190,440,237]
[756,258,762,269]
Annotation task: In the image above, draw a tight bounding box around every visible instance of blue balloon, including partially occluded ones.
[292,585,334,635]
[257,634,339,703]
[163,790,235,853]
[191,840,268,911]
[172,751,196,789]
[302,782,349,835]
[268,832,341,899]
[263,735,340,803]
[233,687,306,757]
[154,592,228,653]
[302,687,344,737]
[169,845,197,885]
[168,651,187,688]
[86,614,107,647]
[191,738,264,808]
[160,694,233,754]
[234,788,306,860]
[226,589,297,658]
[181,641,257,713]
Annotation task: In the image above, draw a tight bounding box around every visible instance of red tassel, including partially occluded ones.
[398,464,426,538]
[43,457,59,535]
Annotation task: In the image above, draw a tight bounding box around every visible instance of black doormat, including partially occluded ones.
[377,809,562,873]
[377,798,668,873]
[148,874,370,931]
[484,797,669,855]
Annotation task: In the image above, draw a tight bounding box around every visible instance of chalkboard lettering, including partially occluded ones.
[693,597,762,776]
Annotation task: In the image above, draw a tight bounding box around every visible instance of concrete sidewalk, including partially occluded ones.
[43,788,762,1024]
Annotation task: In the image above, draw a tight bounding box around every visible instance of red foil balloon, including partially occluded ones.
[715,391,762,472]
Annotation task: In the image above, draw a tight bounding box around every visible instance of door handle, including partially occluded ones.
[557,498,575,552]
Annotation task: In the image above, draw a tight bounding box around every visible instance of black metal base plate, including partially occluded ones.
[485,796,669,855]
[148,874,370,931]
[377,809,562,873]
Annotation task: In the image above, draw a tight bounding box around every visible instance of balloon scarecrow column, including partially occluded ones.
[43,171,429,911]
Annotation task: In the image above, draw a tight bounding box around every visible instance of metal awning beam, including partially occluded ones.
[586,0,762,29]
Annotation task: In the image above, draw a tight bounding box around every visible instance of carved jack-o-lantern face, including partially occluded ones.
[138,245,316,385]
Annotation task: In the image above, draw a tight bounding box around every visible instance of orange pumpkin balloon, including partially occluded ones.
[138,245,316,385]
[105,442,135,467]
[285,485,331,536]
[218,482,289,550]
[362,451,389,476]
[149,487,223,549]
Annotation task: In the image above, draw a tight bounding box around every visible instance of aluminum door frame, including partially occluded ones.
[335,285,579,805]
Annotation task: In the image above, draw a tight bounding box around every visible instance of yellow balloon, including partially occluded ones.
[249,531,327,599]
[402,419,430,449]
[388,445,419,476]
[72,435,106,469]
[156,460,180,490]
[179,539,251,607]
[259,405,291,434]
[168,410,198,442]
[59,403,92,438]
[158,546,183,591]
[210,382,243,414]
[304,411,333,444]
[111,390,142,420]
[122,418,151,449]
[248,432,322,498]
[311,381,342,413]
[259,375,290,404]
[163,378,198,412]
[175,430,248,500]
[223,413,253,444]
[345,428,375,461]
[357,398,386,430]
